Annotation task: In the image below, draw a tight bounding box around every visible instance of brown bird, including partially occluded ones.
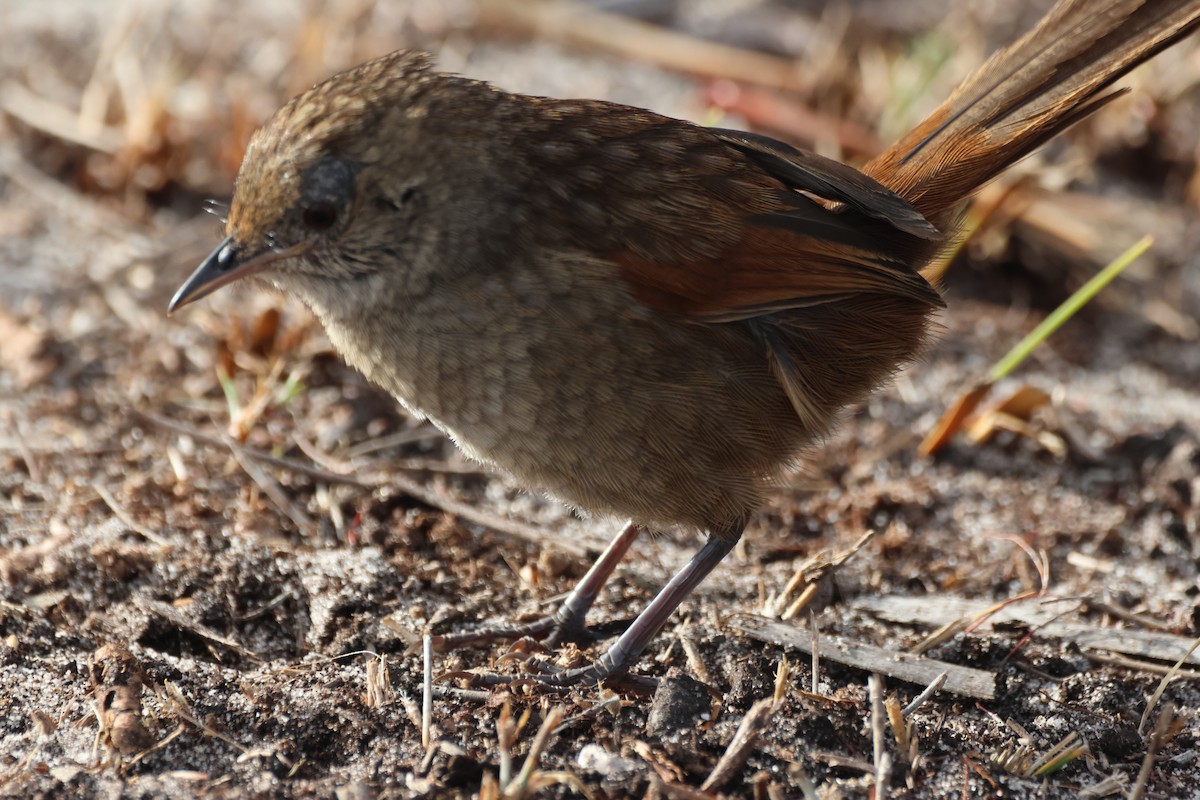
[170,0,1200,687]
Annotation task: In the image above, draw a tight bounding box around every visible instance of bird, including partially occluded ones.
[169,0,1200,688]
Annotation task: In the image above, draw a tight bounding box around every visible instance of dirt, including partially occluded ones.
[1,1,1199,798]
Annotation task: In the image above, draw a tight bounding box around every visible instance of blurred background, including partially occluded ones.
[5,0,1199,313]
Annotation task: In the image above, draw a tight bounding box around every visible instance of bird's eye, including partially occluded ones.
[302,202,339,231]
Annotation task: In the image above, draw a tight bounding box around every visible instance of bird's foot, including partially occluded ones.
[432,607,631,651]
[441,641,657,694]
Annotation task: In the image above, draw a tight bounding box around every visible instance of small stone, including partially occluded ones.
[577,743,638,779]
[645,671,711,739]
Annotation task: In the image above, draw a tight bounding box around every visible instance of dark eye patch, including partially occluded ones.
[303,202,340,231]
[299,158,358,232]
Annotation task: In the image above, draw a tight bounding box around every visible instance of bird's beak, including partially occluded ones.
[167,236,311,314]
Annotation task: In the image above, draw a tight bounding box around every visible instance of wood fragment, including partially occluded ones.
[133,409,370,487]
[902,672,948,718]
[1082,598,1175,633]
[1129,703,1173,800]
[1,82,122,152]
[809,610,820,693]
[94,483,171,546]
[133,596,263,663]
[229,443,317,536]
[729,614,996,700]
[1138,633,1200,735]
[133,409,592,558]
[701,698,777,792]
[868,674,892,800]
[1083,650,1200,679]
[422,635,433,750]
[478,0,813,93]
[856,595,1200,668]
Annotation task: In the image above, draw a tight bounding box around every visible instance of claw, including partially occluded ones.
[446,652,658,694]
[433,609,605,652]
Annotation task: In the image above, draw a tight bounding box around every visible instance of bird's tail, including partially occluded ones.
[865,0,1200,229]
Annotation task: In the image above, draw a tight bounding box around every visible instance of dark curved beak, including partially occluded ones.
[167,237,311,314]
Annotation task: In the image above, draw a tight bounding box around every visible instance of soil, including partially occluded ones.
[2,1,1199,798]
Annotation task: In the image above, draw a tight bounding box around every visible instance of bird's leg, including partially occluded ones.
[435,521,642,649]
[466,527,742,690]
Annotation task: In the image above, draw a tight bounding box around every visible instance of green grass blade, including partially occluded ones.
[988,235,1153,382]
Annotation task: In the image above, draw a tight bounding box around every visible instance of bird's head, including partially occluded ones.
[169,50,501,315]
